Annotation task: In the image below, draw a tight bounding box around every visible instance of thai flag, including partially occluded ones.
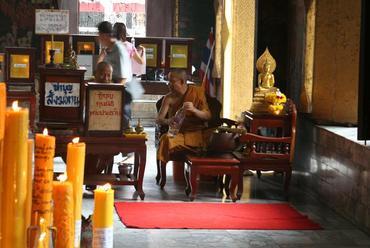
[199,30,216,97]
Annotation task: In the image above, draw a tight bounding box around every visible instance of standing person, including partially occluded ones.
[113,22,145,67]
[113,22,146,112]
[96,21,132,126]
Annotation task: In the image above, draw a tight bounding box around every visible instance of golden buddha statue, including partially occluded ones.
[250,48,280,113]
[258,60,275,89]
[256,48,276,91]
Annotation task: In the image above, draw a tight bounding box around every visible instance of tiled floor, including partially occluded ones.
[54,128,370,247]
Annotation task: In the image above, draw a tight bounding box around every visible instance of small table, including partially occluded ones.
[54,135,147,200]
[185,154,240,202]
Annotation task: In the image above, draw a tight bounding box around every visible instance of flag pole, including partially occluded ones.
[202,27,215,85]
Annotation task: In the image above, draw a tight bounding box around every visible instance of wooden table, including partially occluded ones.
[54,135,147,200]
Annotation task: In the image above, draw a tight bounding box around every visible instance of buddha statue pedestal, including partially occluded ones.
[250,87,278,113]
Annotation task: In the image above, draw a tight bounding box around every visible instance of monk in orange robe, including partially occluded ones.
[157,69,212,188]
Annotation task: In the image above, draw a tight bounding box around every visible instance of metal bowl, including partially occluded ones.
[118,163,133,176]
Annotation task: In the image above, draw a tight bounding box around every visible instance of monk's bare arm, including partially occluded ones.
[156,95,172,125]
[183,102,211,120]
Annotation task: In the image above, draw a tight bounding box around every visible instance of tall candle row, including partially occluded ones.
[0,82,101,247]
[1,96,30,247]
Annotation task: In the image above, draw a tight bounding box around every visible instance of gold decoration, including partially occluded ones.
[256,47,276,73]
[256,48,276,90]
[63,45,78,69]
[135,118,144,134]
[124,120,135,134]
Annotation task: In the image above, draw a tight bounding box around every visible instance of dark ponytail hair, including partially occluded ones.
[113,22,127,41]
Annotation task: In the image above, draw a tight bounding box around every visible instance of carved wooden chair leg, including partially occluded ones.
[224,174,231,198]
[230,171,239,202]
[106,156,114,174]
[184,163,191,196]
[257,170,262,178]
[189,167,198,201]
[160,161,167,189]
[155,159,161,184]
[217,175,225,195]
[237,168,244,200]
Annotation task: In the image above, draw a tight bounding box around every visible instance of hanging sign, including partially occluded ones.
[35,9,69,34]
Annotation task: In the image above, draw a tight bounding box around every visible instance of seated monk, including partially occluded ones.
[95,61,113,83]
[157,69,212,188]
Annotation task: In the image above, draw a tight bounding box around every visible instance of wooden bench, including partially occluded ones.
[185,153,240,202]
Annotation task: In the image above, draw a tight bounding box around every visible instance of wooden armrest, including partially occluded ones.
[239,133,292,144]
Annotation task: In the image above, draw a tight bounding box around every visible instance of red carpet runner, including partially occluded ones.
[114,202,322,230]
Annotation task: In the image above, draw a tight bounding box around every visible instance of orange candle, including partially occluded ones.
[1,101,29,248]
[93,184,114,248]
[66,137,86,248]
[53,174,74,248]
[31,128,56,247]
[0,83,6,244]
[25,139,34,234]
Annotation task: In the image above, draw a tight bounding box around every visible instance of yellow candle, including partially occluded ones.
[53,174,74,248]
[0,83,5,139]
[25,139,34,234]
[93,184,114,248]
[66,137,86,248]
[31,128,56,247]
[1,101,29,248]
[0,83,6,244]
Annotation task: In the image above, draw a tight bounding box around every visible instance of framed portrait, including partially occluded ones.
[41,35,69,65]
[5,47,36,85]
[165,39,193,75]
[85,83,125,136]
[72,34,99,55]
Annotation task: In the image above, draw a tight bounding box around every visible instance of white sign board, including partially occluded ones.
[45,82,80,107]
[88,90,123,131]
[77,55,94,79]
[35,9,69,34]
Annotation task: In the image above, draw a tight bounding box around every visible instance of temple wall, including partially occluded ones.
[294,116,370,234]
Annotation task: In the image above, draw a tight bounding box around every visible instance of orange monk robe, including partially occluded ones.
[157,85,213,163]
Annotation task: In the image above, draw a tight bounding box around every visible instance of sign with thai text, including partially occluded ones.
[35,9,69,34]
[45,82,80,107]
[88,89,123,131]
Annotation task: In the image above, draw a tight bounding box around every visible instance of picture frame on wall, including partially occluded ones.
[5,47,36,85]
[135,38,162,69]
[40,35,69,65]
[72,34,99,55]
[85,82,125,136]
[165,39,193,75]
